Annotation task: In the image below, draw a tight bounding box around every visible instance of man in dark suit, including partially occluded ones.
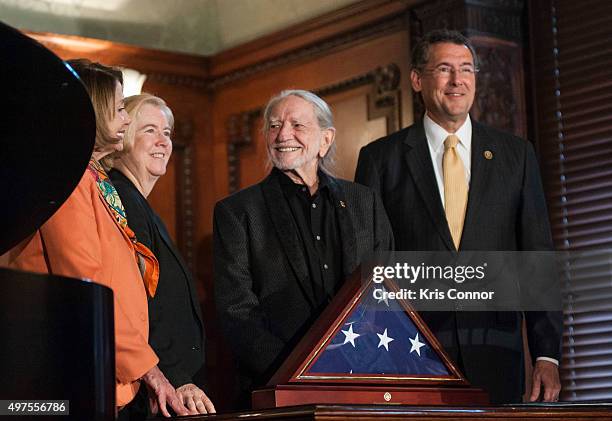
[214,90,394,408]
[355,29,562,404]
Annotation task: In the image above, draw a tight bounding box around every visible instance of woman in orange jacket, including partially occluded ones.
[7,59,189,418]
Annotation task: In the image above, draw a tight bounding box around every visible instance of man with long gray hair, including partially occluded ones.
[214,89,393,408]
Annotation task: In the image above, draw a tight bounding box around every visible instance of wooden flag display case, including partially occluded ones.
[253,269,488,408]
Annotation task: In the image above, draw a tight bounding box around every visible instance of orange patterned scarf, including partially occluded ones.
[88,159,159,297]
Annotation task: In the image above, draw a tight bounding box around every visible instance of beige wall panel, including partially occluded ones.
[327,86,387,181]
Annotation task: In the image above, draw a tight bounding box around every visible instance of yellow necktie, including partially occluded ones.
[443,134,468,249]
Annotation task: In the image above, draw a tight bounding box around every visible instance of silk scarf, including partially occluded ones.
[88,159,159,297]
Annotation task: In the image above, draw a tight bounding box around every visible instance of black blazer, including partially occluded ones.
[213,171,394,398]
[355,120,562,403]
[109,170,205,389]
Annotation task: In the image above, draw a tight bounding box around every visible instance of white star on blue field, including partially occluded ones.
[307,285,449,376]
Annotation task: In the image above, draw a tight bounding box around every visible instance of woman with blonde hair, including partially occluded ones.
[109,93,215,415]
[7,59,189,419]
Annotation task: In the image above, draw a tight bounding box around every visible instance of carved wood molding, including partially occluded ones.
[369,63,402,134]
[409,0,526,135]
[172,119,196,272]
[145,73,207,89]
[226,110,263,194]
[26,31,209,85]
[470,41,525,137]
[225,63,402,194]
[411,0,524,42]
[209,14,406,91]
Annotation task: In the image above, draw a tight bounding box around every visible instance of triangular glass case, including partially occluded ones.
[253,270,488,408]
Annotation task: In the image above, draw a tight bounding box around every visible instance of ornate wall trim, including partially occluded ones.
[470,41,526,137]
[411,0,523,42]
[172,119,196,271]
[226,110,263,193]
[409,0,526,136]
[27,31,210,85]
[225,63,402,194]
[146,73,207,89]
[209,14,407,91]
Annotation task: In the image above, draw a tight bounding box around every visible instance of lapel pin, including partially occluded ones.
[484,150,493,160]
[339,200,346,208]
